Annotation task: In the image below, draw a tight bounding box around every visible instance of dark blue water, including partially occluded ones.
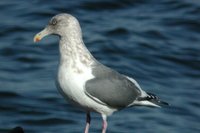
[0,0,199,133]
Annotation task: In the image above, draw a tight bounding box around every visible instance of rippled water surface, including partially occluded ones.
[0,0,200,133]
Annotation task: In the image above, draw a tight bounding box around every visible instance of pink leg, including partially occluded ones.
[102,114,107,133]
[84,112,91,133]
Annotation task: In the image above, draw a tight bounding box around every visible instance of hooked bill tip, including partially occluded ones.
[33,35,41,43]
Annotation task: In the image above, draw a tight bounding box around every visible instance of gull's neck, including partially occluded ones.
[59,34,95,71]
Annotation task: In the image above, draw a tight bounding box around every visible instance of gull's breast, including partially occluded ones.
[56,62,116,115]
[57,62,95,108]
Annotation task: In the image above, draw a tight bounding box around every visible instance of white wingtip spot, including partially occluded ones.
[133,100,161,108]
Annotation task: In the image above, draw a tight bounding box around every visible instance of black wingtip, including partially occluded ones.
[159,100,170,106]
[146,92,169,107]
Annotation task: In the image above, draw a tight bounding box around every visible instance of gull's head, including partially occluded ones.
[34,13,81,43]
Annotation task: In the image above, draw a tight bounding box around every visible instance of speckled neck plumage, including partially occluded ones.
[59,34,95,73]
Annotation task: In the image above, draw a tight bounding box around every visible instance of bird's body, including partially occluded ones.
[57,56,116,115]
[34,13,168,133]
[56,30,116,116]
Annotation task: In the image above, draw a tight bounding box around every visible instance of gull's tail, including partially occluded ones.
[137,92,169,107]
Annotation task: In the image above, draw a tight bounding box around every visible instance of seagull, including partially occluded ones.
[33,13,168,133]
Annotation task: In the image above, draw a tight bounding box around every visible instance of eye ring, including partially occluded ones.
[51,18,57,25]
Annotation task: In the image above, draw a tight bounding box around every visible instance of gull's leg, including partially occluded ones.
[84,112,91,133]
[101,114,107,133]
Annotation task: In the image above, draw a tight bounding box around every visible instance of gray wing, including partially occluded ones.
[85,64,141,109]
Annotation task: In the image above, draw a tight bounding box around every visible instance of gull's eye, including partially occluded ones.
[50,18,57,25]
